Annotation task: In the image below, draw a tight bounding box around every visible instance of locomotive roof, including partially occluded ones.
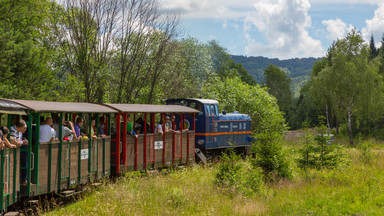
[104,104,199,113]
[167,98,219,104]
[0,99,117,113]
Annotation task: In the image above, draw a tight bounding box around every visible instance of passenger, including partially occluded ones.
[10,119,29,147]
[39,117,57,143]
[132,127,140,139]
[135,117,150,134]
[55,118,77,141]
[165,116,172,133]
[0,130,3,150]
[127,114,133,135]
[155,120,164,135]
[0,126,16,148]
[74,117,83,139]
[167,115,179,133]
[99,116,106,135]
[90,118,98,139]
[11,120,29,186]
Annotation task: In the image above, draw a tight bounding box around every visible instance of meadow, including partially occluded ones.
[44,137,384,216]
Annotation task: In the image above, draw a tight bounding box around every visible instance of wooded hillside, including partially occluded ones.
[232,55,320,97]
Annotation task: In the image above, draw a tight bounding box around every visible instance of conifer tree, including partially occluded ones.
[369,34,377,60]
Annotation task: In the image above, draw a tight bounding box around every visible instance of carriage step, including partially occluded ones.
[195,148,207,164]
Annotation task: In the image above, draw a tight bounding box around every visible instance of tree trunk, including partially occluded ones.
[335,117,339,135]
[325,101,331,134]
[347,107,353,145]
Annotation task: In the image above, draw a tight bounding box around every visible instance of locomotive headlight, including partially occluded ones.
[197,139,205,145]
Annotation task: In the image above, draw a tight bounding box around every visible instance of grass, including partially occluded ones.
[45,138,384,216]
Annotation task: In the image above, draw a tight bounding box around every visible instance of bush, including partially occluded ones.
[252,130,293,180]
[297,121,350,170]
[358,140,374,163]
[215,151,264,196]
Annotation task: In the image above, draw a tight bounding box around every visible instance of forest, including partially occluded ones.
[3,0,384,146]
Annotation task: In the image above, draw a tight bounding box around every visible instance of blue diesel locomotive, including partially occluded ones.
[166,98,253,159]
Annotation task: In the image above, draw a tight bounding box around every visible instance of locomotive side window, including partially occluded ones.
[214,105,219,115]
[206,105,211,115]
[210,105,216,115]
[239,122,242,130]
[243,122,246,130]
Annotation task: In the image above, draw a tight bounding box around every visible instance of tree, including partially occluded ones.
[263,64,292,116]
[0,0,64,100]
[311,29,383,144]
[369,34,377,60]
[203,76,286,135]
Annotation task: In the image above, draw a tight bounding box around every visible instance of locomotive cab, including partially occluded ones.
[166,98,252,159]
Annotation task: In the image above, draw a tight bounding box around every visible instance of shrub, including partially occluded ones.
[215,151,243,186]
[252,130,293,180]
[358,140,374,163]
[297,120,350,170]
[215,150,264,196]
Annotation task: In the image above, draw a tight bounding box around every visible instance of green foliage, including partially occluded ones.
[297,119,350,170]
[264,64,293,116]
[0,0,64,100]
[232,55,320,95]
[215,151,243,186]
[296,123,316,170]
[208,40,256,85]
[357,140,374,163]
[305,29,384,143]
[215,150,264,196]
[252,131,293,180]
[203,76,286,134]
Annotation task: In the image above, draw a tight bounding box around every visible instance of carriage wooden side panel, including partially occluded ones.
[126,136,135,171]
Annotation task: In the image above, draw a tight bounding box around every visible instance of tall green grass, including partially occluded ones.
[45,138,384,216]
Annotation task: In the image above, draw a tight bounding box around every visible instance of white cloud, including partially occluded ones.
[362,3,384,44]
[243,0,324,59]
[309,0,382,4]
[162,0,255,19]
[322,18,353,40]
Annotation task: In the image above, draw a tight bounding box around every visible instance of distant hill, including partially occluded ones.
[231,55,322,97]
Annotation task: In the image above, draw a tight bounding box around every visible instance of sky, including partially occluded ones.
[162,0,384,59]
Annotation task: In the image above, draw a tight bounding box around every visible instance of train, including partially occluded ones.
[0,98,252,214]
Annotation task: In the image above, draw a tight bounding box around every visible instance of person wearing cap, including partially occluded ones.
[165,116,172,132]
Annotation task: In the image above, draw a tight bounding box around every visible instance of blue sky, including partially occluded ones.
[163,0,384,59]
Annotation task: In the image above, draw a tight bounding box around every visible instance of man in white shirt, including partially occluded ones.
[40,117,57,143]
